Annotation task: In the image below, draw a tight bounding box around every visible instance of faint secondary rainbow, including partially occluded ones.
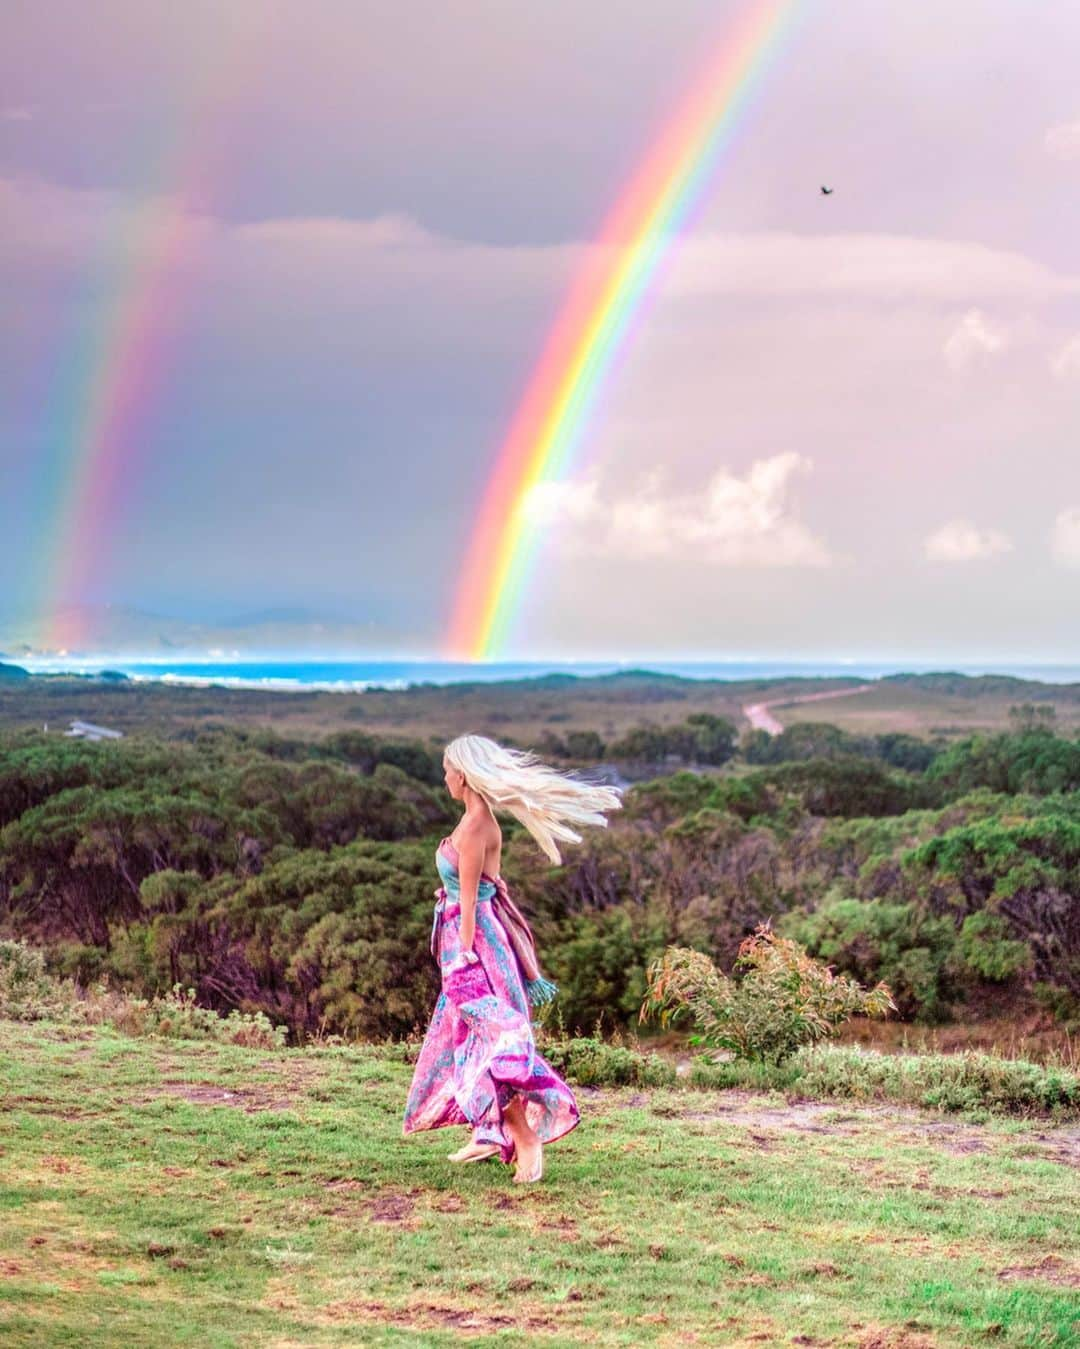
[445,0,803,661]
[39,182,210,652]
[34,29,258,654]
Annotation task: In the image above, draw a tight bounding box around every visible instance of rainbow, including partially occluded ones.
[40,188,208,652]
[445,0,803,660]
[34,32,256,654]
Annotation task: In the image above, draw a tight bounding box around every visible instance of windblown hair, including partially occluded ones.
[444,734,622,864]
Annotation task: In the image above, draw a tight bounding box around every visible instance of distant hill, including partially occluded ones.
[0,661,29,680]
[882,671,1080,700]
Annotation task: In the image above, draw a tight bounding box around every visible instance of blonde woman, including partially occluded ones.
[402,734,621,1183]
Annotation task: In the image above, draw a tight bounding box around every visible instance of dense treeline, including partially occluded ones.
[536,713,738,766]
[1,715,1078,1040]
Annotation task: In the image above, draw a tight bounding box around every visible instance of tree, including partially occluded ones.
[905,812,1080,994]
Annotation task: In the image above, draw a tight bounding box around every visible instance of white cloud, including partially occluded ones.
[1050,335,1080,380]
[667,233,1080,305]
[1044,121,1080,161]
[523,453,834,567]
[1051,508,1080,566]
[234,212,430,249]
[5,174,1080,312]
[943,309,1009,372]
[924,519,1013,563]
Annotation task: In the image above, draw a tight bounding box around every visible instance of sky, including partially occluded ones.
[1,0,1079,660]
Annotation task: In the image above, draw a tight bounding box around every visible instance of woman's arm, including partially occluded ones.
[456,829,484,954]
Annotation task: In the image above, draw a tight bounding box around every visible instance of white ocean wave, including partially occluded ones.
[129,673,412,693]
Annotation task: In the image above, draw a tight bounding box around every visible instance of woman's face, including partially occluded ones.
[443,756,467,801]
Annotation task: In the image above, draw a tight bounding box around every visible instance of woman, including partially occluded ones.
[402,734,621,1183]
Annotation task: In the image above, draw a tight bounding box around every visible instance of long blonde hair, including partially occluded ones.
[444,734,622,864]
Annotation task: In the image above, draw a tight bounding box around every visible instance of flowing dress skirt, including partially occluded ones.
[402,853,579,1163]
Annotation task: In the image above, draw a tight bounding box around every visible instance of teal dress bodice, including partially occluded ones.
[435,839,497,906]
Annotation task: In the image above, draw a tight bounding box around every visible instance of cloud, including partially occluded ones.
[523,453,834,567]
[5,174,1080,315]
[1050,335,1080,380]
[942,309,1009,371]
[1051,508,1080,566]
[1044,121,1080,161]
[924,519,1013,562]
[233,212,431,249]
[1,106,33,122]
[667,233,1080,305]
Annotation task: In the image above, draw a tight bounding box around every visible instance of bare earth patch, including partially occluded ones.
[143,1082,297,1112]
[320,1299,559,1335]
[367,1188,419,1224]
[263,1284,561,1337]
[997,1253,1080,1288]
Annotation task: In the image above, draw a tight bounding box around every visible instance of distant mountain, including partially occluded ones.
[0,604,401,659]
[0,661,29,680]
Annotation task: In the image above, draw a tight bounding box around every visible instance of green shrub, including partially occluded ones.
[927,727,1080,797]
[686,1055,801,1092]
[0,941,286,1048]
[539,1035,675,1087]
[608,714,736,766]
[783,898,1035,1021]
[642,926,895,1063]
[100,983,286,1049]
[0,939,75,1021]
[543,905,672,1033]
[781,898,958,1021]
[680,1043,1078,1116]
[1032,981,1080,1028]
[955,911,1032,982]
[791,1044,1078,1116]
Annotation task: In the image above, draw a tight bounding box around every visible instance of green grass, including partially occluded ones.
[1,1020,1078,1347]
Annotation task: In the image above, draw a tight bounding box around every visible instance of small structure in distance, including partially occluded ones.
[65,720,124,742]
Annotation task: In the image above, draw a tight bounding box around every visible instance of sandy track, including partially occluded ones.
[743,683,874,735]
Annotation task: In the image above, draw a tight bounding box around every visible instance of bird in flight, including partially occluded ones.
[820,185,834,195]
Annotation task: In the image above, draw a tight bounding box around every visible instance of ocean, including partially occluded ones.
[18,658,1080,692]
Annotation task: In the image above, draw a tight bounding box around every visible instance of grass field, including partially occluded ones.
[2,1020,1077,1347]
[778,683,1080,739]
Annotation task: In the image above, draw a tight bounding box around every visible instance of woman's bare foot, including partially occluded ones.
[504,1097,543,1183]
[448,1133,500,1163]
[512,1136,543,1184]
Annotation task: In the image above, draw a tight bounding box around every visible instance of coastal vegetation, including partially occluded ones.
[1,700,1078,1048]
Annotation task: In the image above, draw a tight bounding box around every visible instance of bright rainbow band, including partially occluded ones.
[445,0,801,660]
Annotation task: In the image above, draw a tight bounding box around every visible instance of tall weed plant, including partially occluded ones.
[642,926,895,1063]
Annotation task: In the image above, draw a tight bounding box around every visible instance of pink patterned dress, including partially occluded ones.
[402,838,579,1162]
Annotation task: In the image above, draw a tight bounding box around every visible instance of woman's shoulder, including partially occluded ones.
[456,812,501,848]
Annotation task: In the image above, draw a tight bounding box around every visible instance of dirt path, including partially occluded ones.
[743,683,874,735]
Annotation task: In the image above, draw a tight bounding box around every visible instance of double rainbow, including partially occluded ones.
[445,0,802,660]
